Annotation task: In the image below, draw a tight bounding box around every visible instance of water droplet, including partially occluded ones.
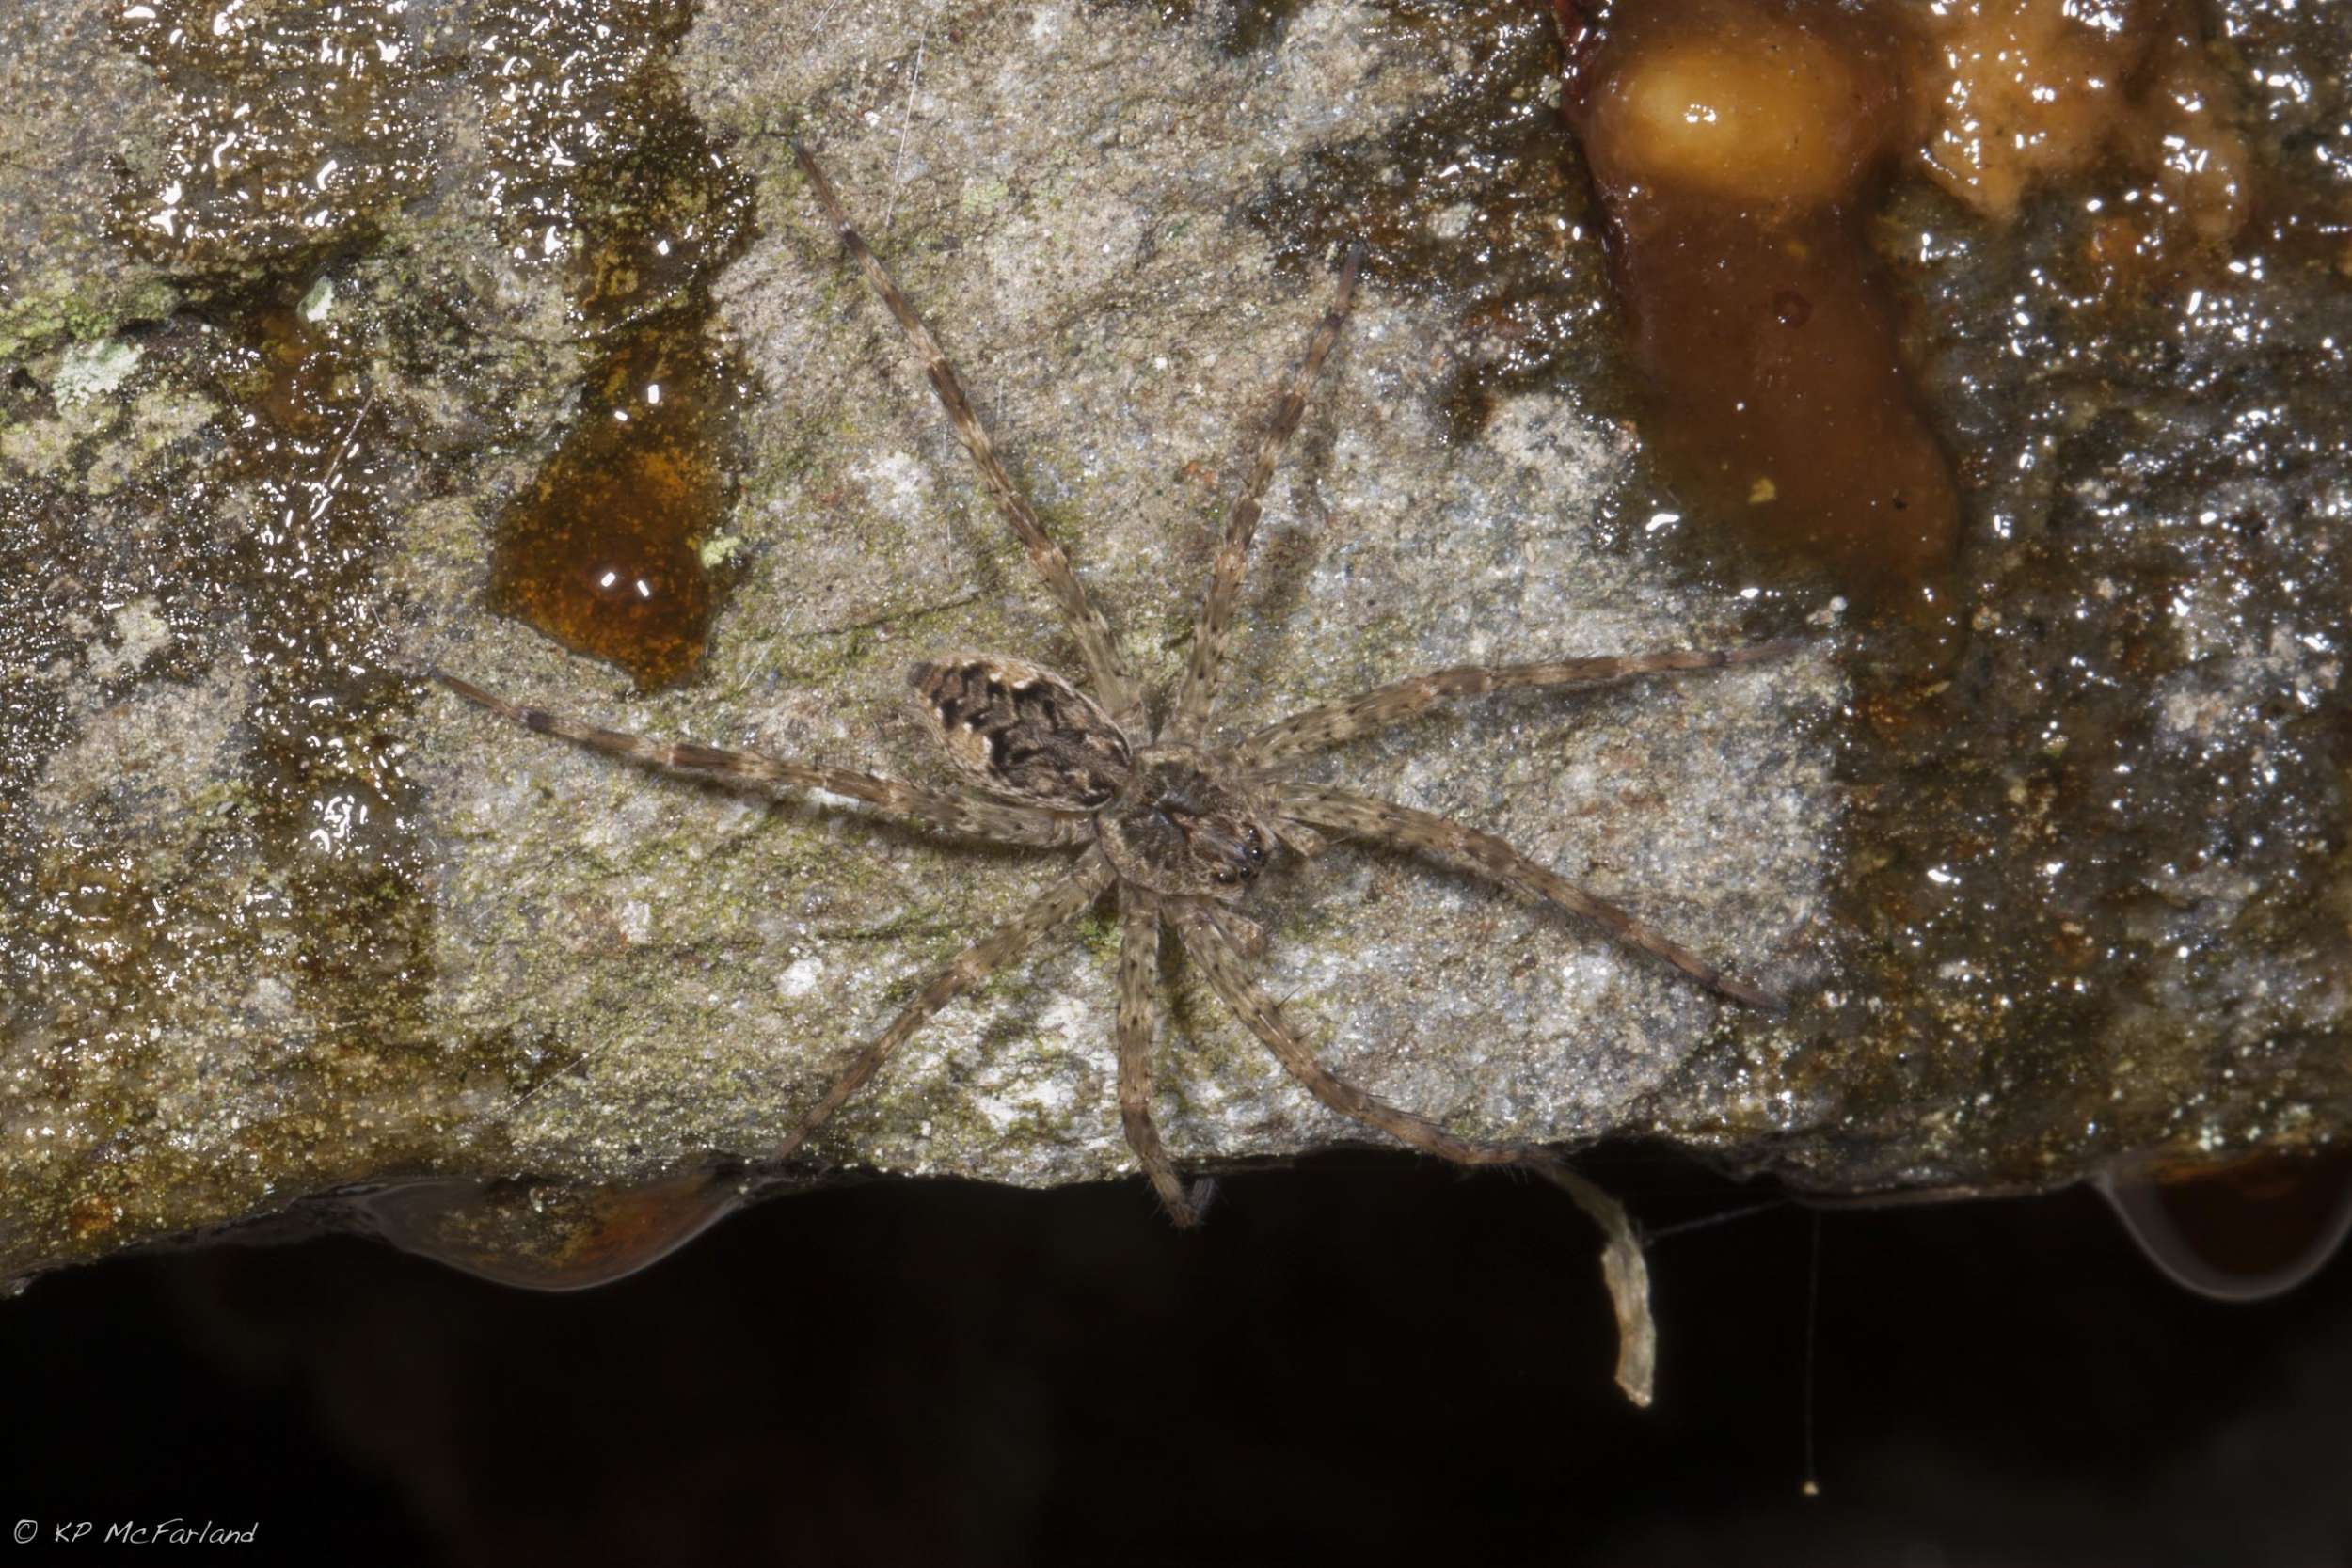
[2099,1150,2352,1302]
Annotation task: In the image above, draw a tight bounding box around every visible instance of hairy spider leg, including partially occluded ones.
[1266,781,1783,1009]
[1163,243,1365,748]
[775,850,1117,1164]
[1186,898,1662,1401]
[1116,887,1201,1226]
[1236,641,1806,769]
[432,671,1089,848]
[1175,905,1518,1165]
[793,142,1142,728]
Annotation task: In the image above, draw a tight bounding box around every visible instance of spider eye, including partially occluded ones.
[1213,870,1237,885]
[1245,830,1266,863]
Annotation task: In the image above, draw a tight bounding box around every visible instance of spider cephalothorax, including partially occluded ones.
[435,142,1795,1232]
[907,655,1278,895]
[1098,748,1276,898]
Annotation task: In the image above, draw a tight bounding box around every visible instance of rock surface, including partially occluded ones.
[2,0,2345,1286]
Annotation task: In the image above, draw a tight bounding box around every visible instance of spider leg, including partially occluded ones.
[1174,904,1518,1167]
[1184,909,1660,1402]
[1236,641,1804,769]
[1163,244,1364,747]
[434,670,1089,848]
[1264,781,1782,1009]
[776,848,1117,1164]
[1116,886,1202,1227]
[792,143,1140,727]
[1204,905,1269,962]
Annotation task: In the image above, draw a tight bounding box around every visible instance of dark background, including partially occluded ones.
[5,1151,2348,1566]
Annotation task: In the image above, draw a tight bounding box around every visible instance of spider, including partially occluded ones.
[436,143,1794,1229]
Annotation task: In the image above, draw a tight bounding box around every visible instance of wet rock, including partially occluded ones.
[0,2,181,358]
[1,0,2344,1286]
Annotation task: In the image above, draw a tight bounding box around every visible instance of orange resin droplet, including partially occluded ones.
[1565,0,1959,599]
[1584,22,1881,208]
[487,331,731,691]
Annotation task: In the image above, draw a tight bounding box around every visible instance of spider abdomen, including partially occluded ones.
[912,654,1133,808]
